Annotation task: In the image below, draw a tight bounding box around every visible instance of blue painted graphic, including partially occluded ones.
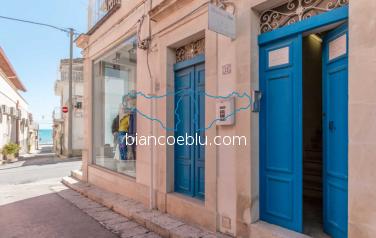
[122,90,252,132]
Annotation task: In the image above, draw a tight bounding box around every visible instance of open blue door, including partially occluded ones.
[322,24,348,238]
[260,34,303,232]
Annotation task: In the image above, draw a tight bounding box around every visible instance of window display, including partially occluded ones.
[92,35,137,177]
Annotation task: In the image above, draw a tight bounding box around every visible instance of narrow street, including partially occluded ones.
[0,146,118,238]
[0,146,78,181]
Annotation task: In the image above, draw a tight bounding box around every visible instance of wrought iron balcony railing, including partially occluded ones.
[88,0,121,34]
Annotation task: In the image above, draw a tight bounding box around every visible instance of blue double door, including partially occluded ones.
[260,25,348,237]
[174,56,205,199]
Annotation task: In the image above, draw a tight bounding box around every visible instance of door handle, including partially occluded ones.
[329,120,335,131]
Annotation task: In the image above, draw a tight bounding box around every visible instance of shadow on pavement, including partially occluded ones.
[19,156,81,167]
[0,145,81,170]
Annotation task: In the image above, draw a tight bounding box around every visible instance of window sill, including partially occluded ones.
[89,163,136,182]
[167,192,205,207]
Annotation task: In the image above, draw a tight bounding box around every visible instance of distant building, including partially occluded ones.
[0,47,34,154]
[53,58,84,157]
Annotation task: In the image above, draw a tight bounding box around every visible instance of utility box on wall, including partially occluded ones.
[216,97,235,126]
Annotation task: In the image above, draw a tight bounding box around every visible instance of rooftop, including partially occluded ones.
[0,47,26,92]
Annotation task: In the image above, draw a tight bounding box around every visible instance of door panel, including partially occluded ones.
[195,63,205,199]
[323,24,348,238]
[260,35,303,232]
[174,59,205,199]
[175,67,194,196]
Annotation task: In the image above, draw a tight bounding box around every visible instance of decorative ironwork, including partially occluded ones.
[176,38,205,63]
[260,0,349,33]
[87,0,121,35]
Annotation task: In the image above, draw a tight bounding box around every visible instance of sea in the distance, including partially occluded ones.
[39,129,53,145]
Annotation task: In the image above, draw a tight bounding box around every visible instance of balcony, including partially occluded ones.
[88,0,121,35]
[52,107,64,122]
[60,71,84,82]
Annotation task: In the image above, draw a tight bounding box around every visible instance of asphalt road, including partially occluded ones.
[0,146,118,238]
[0,156,81,185]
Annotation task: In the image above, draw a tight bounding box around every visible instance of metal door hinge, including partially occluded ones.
[252,90,262,113]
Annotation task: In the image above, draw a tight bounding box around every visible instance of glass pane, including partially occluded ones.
[93,35,137,177]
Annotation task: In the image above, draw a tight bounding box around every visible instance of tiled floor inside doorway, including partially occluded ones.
[304,198,330,238]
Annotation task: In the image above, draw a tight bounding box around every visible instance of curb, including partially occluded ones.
[62,176,230,238]
[71,169,83,180]
[52,184,160,238]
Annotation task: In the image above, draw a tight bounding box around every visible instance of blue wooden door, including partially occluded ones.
[322,24,348,238]
[174,57,205,199]
[194,63,205,199]
[260,34,303,232]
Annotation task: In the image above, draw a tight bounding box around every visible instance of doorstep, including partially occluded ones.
[250,221,311,238]
[62,176,231,238]
[71,169,83,180]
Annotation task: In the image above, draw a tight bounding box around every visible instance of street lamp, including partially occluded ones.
[68,28,74,157]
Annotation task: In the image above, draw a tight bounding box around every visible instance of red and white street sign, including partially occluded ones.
[62,106,68,113]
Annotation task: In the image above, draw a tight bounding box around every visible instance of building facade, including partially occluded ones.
[0,47,33,156]
[76,0,375,237]
[53,58,84,157]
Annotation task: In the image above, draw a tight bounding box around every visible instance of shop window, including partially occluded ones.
[92,35,137,177]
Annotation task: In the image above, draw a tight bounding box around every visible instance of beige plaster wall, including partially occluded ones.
[166,193,216,231]
[88,165,150,205]
[79,0,238,233]
[81,53,92,182]
[79,0,376,237]
[150,1,253,235]
[348,1,376,237]
[149,0,224,231]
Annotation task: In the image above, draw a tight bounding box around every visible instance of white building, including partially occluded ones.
[0,47,33,155]
[53,58,84,157]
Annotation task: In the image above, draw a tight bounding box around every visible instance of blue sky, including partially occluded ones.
[0,0,87,129]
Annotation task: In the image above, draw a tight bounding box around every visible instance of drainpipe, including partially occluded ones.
[215,32,219,233]
[150,84,156,210]
[147,0,156,210]
[149,73,155,210]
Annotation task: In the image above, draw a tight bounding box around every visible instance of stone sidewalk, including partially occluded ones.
[61,176,231,238]
[53,184,159,237]
[0,190,119,238]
